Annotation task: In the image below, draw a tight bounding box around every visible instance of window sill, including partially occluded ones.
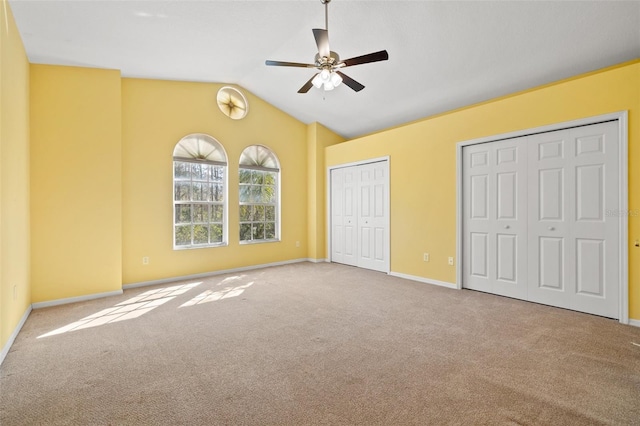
[239,239,280,246]
[173,242,229,251]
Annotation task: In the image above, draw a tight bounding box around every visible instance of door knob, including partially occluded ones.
[548,226,555,231]
[504,225,510,229]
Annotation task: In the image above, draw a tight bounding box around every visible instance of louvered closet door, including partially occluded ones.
[527,121,619,318]
[462,138,528,299]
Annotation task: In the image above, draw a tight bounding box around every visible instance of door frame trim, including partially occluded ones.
[455,111,629,324]
[326,156,391,274]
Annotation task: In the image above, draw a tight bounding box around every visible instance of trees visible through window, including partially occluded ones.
[173,134,227,249]
[239,145,280,243]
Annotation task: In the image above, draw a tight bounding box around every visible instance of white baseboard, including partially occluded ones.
[123,258,312,290]
[1,305,32,366]
[32,289,124,309]
[389,271,457,289]
[628,319,640,328]
[307,258,328,263]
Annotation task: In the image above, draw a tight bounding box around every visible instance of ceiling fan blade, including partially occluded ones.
[298,74,318,94]
[265,60,316,68]
[336,71,365,92]
[341,50,389,68]
[312,28,330,58]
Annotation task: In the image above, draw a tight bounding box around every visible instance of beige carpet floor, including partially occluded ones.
[1,262,640,425]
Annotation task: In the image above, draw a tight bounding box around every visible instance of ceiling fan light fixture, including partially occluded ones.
[331,72,342,87]
[312,74,323,88]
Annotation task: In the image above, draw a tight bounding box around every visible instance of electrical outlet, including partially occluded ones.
[296,241,300,247]
[448,257,454,266]
[423,253,429,262]
[142,256,149,265]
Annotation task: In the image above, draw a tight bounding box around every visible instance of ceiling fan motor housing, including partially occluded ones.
[315,51,340,69]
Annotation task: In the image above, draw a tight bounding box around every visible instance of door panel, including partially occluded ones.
[576,238,604,296]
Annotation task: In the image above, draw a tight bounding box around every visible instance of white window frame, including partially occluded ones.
[173,134,228,249]
[239,145,280,244]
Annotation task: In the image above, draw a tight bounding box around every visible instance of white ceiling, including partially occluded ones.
[9,0,640,139]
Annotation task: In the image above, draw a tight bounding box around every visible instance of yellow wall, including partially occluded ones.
[121,79,308,284]
[30,65,122,302]
[326,60,640,320]
[307,122,345,260]
[0,0,31,351]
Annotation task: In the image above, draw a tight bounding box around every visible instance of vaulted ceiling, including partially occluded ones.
[9,0,640,139]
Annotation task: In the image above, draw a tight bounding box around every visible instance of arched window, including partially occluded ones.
[173,134,227,248]
[239,145,280,243]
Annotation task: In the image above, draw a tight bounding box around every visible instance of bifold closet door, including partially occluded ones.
[330,161,389,273]
[527,122,619,318]
[462,138,528,300]
[463,120,620,319]
[331,167,358,267]
[357,162,388,272]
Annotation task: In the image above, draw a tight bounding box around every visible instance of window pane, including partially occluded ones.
[251,170,264,184]
[253,205,265,221]
[250,185,262,203]
[175,183,190,201]
[252,223,265,240]
[175,205,191,224]
[211,205,223,222]
[265,222,276,239]
[192,163,207,181]
[239,169,252,184]
[193,224,209,244]
[192,183,205,201]
[175,225,191,246]
[211,166,224,182]
[265,206,275,221]
[239,205,252,222]
[240,223,252,241]
[211,184,224,202]
[239,185,251,203]
[193,204,207,223]
[264,172,276,185]
[263,185,276,203]
[210,224,223,243]
[174,162,191,180]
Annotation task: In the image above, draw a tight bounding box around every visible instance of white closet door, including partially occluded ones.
[462,138,527,299]
[330,161,389,273]
[331,167,357,266]
[464,120,620,319]
[527,121,619,318]
[357,162,388,272]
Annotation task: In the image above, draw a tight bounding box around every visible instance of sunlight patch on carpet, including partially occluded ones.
[180,282,253,307]
[38,282,202,338]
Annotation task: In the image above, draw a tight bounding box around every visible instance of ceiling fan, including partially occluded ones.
[265,0,389,93]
